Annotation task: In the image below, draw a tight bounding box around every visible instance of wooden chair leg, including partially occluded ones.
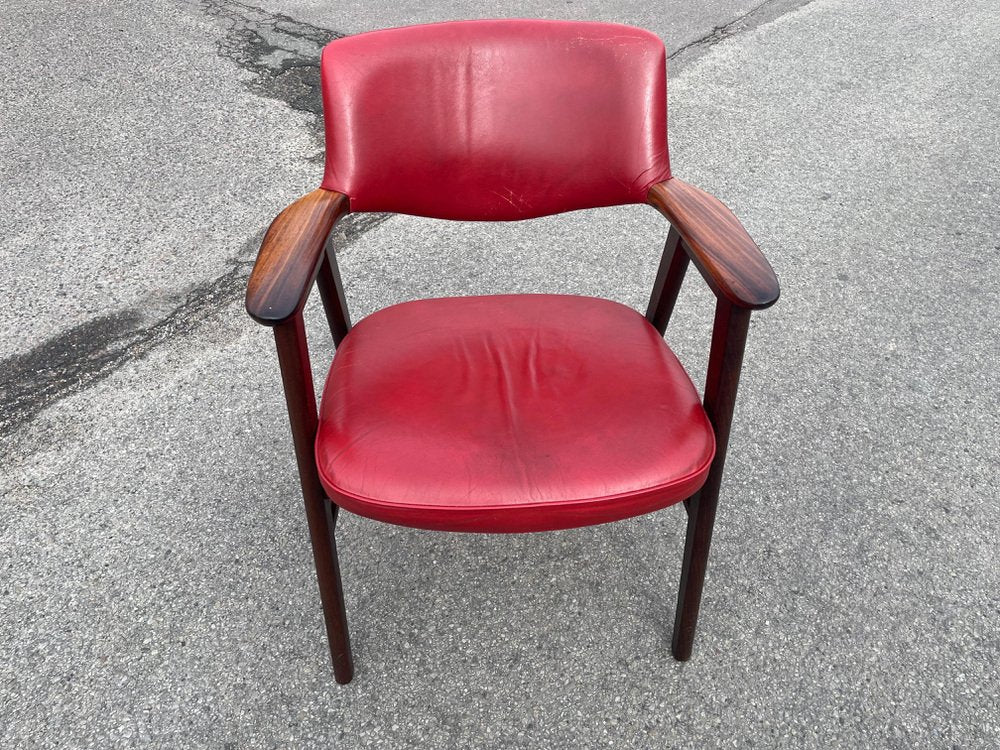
[306,497,354,683]
[274,316,354,683]
[671,488,716,660]
[671,299,751,661]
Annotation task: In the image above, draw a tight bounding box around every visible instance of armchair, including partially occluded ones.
[245,19,779,683]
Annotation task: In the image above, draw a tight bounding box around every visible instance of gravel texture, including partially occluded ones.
[2,0,998,747]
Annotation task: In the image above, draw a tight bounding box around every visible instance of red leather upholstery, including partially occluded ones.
[319,20,671,220]
[315,295,714,533]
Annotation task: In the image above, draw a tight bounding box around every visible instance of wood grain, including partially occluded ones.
[245,189,350,326]
[647,179,780,310]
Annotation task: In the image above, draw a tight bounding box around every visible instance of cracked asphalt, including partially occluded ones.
[2,0,998,747]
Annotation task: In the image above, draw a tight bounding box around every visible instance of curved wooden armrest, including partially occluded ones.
[246,189,350,326]
[647,179,779,310]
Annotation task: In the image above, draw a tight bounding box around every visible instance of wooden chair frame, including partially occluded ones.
[246,178,779,683]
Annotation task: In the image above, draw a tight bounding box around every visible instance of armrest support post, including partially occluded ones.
[702,299,752,479]
[645,226,689,334]
[316,246,352,347]
[273,315,322,503]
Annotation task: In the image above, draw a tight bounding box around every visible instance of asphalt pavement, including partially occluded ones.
[1,0,998,747]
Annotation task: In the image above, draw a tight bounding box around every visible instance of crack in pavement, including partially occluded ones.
[668,0,816,70]
[1,0,812,443]
[0,2,382,442]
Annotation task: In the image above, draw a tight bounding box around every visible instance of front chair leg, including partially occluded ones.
[671,488,717,660]
[671,299,751,660]
[274,315,354,683]
[307,498,354,683]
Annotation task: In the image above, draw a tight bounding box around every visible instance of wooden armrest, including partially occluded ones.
[647,179,779,310]
[245,189,350,326]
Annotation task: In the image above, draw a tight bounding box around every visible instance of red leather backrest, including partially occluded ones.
[319,20,671,220]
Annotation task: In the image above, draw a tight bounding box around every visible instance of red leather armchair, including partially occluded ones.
[246,20,779,684]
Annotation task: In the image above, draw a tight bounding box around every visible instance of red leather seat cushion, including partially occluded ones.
[315,295,714,533]
[319,20,670,220]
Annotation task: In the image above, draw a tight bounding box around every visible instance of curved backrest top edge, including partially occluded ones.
[319,19,671,221]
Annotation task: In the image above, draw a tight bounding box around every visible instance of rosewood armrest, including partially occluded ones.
[647,178,779,310]
[246,189,350,326]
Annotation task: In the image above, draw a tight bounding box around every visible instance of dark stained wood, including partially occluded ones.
[316,247,352,347]
[671,299,752,661]
[647,179,779,310]
[645,226,689,334]
[273,315,354,683]
[246,189,350,326]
